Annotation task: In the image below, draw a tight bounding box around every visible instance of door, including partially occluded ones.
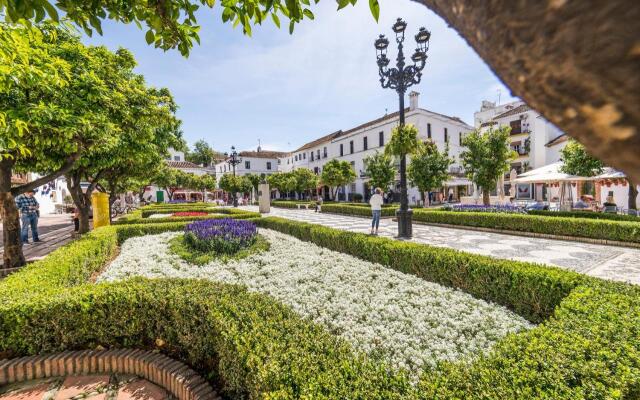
[156,190,164,203]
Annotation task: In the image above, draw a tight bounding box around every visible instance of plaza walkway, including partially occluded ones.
[0,214,76,276]
[242,206,640,285]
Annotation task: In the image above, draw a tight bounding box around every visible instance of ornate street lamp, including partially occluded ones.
[224,146,242,207]
[375,18,430,238]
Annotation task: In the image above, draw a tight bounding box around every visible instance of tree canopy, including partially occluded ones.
[364,151,396,191]
[186,139,217,167]
[321,159,356,199]
[385,124,421,158]
[0,0,380,56]
[408,141,452,204]
[560,139,605,177]
[460,126,515,205]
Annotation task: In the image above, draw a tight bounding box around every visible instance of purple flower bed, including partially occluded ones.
[444,204,525,214]
[184,218,258,254]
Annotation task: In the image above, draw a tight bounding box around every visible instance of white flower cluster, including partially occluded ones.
[147,213,171,219]
[99,230,532,374]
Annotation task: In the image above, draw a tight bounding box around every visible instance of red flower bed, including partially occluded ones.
[172,212,209,217]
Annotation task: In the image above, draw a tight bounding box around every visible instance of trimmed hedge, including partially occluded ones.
[412,210,640,243]
[321,204,397,217]
[114,211,260,225]
[1,217,638,398]
[528,209,640,222]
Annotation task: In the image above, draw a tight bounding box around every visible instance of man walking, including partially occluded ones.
[15,189,40,244]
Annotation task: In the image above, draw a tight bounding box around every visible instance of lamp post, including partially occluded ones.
[375,18,430,238]
[224,146,242,207]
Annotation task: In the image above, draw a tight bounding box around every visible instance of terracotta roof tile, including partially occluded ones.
[295,130,343,152]
[493,104,531,120]
[545,133,568,147]
[166,160,201,169]
[239,150,289,159]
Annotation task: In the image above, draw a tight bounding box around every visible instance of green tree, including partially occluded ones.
[1,1,379,56]
[293,168,319,199]
[65,52,181,233]
[364,151,396,191]
[385,124,421,159]
[219,174,251,205]
[408,142,453,206]
[460,126,516,206]
[267,172,288,198]
[560,139,604,177]
[320,159,356,200]
[0,23,130,267]
[186,139,216,167]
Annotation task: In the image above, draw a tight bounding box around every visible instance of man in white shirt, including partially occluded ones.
[369,187,384,235]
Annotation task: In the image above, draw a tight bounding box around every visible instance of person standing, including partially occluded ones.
[369,187,384,235]
[315,193,323,212]
[15,189,40,244]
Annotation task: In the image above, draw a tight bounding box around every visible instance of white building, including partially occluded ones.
[214,147,288,186]
[144,149,216,202]
[476,100,568,201]
[277,91,473,204]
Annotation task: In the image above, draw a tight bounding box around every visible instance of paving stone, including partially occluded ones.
[242,206,640,284]
[54,375,109,400]
[116,380,168,400]
[0,382,51,400]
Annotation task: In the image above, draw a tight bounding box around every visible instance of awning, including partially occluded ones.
[513,162,627,183]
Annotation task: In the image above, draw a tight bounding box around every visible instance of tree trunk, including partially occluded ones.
[0,159,25,269]
[108,192,116,223]
[482,190,491,206]
[629,179,638,210]
[67,173,92,234]
[411,0,640,183]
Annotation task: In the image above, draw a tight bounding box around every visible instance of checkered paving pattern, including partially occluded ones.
[242,206,640,285]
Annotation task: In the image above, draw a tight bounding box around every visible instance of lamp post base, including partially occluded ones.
[395,208,413,238]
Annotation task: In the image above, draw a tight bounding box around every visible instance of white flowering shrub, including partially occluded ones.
[99,230,532,374]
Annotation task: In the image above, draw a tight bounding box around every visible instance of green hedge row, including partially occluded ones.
[141,206,216,218]
[0,217,638,398]
[528,209,640,222]
[320,204,397,217]
[411,210,640,243]
[255,217,583,322]
[115,211,260,225]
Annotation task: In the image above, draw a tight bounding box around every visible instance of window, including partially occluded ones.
[350,140,354,154]
[303,153,306,160]
[323,147,327,158]
[363,136,368,150]
[267,161,272,170]
[510,120,522,134]
[317,149,320,159]
[459,132,462,144]
[295,155,298,161]
[245,161,251,169]
[278,159,281,165]
[444,128,448,143]
[340,144,344,156]
[174,155,180,161]
[427,123,431,139]
[311,152,314,161]
[379,131,384,146]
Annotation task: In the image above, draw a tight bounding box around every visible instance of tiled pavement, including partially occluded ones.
[0,374,171,400]
[0,214,76,263]
[242,206,640,285]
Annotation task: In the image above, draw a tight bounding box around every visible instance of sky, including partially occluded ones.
[83,0,518,153]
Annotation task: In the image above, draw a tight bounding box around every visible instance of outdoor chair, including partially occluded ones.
[603,205,618,214]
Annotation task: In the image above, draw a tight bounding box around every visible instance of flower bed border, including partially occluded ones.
[0,349,219,400]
